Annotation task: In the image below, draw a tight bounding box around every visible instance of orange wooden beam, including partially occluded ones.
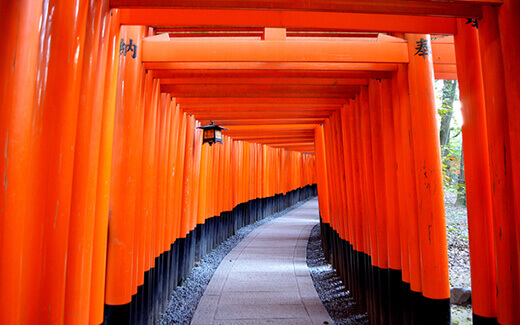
[193,113,331,120]
[270,142,314,147]
[184,105,341,111]
[434,64,457,80]
[226,132,315,138]
[152,70,394,79]
[176,97,349,105]
[230,135,315,141]
[247,138,315,144]
[161,84,361,95]
[159,77,369,86]
[197,119,325,125]
[190,108,333,114]
[224,124,318,131]
[145,62,399,72]
[278,146,315,151]
[143,39,409,63]
[119,9,458,33]
[169,91,358,99]
[113,1,490,17]
[432,43,456,65]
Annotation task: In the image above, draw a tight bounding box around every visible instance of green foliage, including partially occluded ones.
[436,80,466,205]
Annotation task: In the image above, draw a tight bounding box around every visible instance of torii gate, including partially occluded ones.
[1,0,519,325]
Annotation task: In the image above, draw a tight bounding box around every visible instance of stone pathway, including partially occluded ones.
[191,198,333,325]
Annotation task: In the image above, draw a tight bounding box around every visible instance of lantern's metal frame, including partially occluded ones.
[197,121,228,146]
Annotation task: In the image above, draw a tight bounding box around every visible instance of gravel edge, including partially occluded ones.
[156,199,311,325]
[306,223,369,325]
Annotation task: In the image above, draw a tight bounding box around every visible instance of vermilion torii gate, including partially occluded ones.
[1,1,519,325]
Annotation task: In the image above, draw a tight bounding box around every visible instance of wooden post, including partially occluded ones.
[497,1,520,266]
[0,1,43,323]
[65,1,112,322]
[406,33,450,324]
[453,18,497,323]
[381,78,403,324]
[105,25,145,323]
[396,64,423,323]
[90,9,121,325]
[479,6,519,324]
[315,125,331,225]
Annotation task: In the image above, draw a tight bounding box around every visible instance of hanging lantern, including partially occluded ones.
[197,121,228,146]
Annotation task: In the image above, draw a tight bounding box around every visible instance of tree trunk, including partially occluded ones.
[439,80,457,157]
[456,146,466,206]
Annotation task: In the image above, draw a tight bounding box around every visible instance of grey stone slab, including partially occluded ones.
[214,318,312,325]
[222,280,298,292]
[294,262,311,277]
[226,271,296,282]
[218,291,302,305]
[190,295,219,325]
[230,261,294,273]
[214,304,307,320]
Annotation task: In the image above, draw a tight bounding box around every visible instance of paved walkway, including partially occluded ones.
[191,198,333,325]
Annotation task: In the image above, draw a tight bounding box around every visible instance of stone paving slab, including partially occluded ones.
[191,198,333,325]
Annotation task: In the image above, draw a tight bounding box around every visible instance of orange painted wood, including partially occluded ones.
[146,62,399,72]
[200,119,324,126]
[191,122,203,231]
[196,113,332,120]
[218,135,227,215]
[177,97,350,105]
[162,85,362,95]
[368,79,389,270]
[352,98,368,256]
[256,143,263,199]
[479,7,519,323]
[159,77,369,86]
[162,96,174,252]
[180,115,195,236]
[105,25,146,305]
[454,18,497,319]
[155,70,393,80]
[185,104,341,111]
[206,135,216,216]
[90,9,121,324]
[0,1,43,323]
[154,94,167,260]
[133,43,148,294]
[498,0,520,282]
[391,72,410,285]
[341,103,358,252]
[140,78,159,273]
[225,124,318,131]
[335,113,349,239]
[380,79,402,272]
[27,0,89,322]
[406,34,449,300]
[119,9,457,33]
[112,0,485,17]
[65,0,111,322]
[225,137,233,210]
[322,121,336,230]
[396,64,422,294]
[251,138,315,144]
[166,99,180,249]
[359,87,379,267]
[143,40,408,63]
[174,112,187,238]
[431,43,456,65]
[197,136,209,224]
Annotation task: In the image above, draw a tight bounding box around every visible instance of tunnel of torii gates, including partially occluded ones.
[1,0,520,325]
